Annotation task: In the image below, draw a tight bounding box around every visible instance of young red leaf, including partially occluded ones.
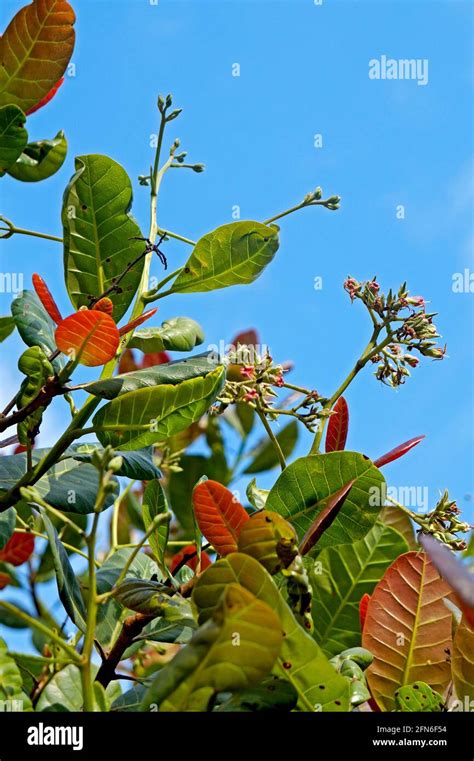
[192,480,249,555]
[373,435,425,468]
[117,308,157,337]
[0,532,35,566]
[169,544,212,574]
[299,479,354,555]
[325,396,349,452]
[141,351,171,368]
[55,310,119,367]
[0,573,11,590]
[25,77,64,116]
[232,329,259,349]
[359,592,371,632]
[32,273,63,325]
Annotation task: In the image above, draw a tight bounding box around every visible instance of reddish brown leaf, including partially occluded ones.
[298,479,355,555]
[232,329,259,349]
[419,533,474,627]
[32,273,63,325]
[325,396,349,452]
[118,308,157,337]
[141,352,171,368]
[363,551,452,711]
[359,592,371,633]
[169,544,212,574]
[0,573,11,590]
[0,532,35,566]
[373,435,425,468]
[55,310,119,367]
[192,480,249,556]
[118,349,139,374]
[25,77,64,115]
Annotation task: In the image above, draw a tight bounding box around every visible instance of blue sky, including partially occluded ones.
[1,0,473,646]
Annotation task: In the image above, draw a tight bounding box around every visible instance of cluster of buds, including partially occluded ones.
[344,277,446,387]
[302,186,341,211]
[418,491,472,551]
[211,346,325,432]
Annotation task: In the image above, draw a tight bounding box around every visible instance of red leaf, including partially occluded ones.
[169,544,212,574]
[55,310,119,367]
[118,349,139,374]
[0,573,11,590]
[192,480,249,555]
[373,435,425,468]
[299,479,354,555]
[325,397,349,452]
[32,273,63,325]
[232,329,259,349]
[0,532,35,566]
[118,308,157,337]
[25,77,65,115]
[141,352,171,368]
[359,592,371,632]
[419,533,474,627]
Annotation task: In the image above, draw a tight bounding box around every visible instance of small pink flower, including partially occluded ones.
[404,354,419,368]
[367,280,380,292]
[243,389,259,402]
[240,365,255,380]
[274,374,284,387]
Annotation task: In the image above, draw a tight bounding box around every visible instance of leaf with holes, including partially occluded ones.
[192,480,249,555]
[40,510,87,632]
[128,317,205,353]
[394,682,444,712]
[362,551,452,711]
[83,352,219,400]
[62,155,147,321]
[310,523,409,656]
[452,616,474,702]
[0,533,35,567]
[142,584,283,711]
[0,105,28,174]
[6,130,67,182]
[170,221,280,294]
[325,397,349,452]
[142,480,170,575]
[193,553,350,711]
[0,0,75,113]
[92,366,225,451]
[244,420,298,474]
[265,452,385,551]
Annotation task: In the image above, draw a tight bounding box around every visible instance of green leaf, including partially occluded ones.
[214,676,298,712]
[96,548,162,594]
[111,684,146,712]
[379,504,417,550]
[0,602,30,629]
[0,449,116,514]
[83,352,219,400]
[129,317,204,353]
[265,451,385,551]
[67,444,161,481]
[6,130,67,182]
[112,579,192,620]
[0,0,75,113]
[246,478,269,511]
[170,221,280,294]
[0,105,27,174]
[17,346,54,445]
[40,510,87,632]
[0,508,16,551]
[311,523,409,656]
[0,636,32,709]
[92,366,225,451]
[168,455,214,535]
[244,420,298,474]
[11,289,62,371]
[36,511,87,582]
[142,583,283,711]
[193,553,351,712]
[0,316,15,343]
[36,664,120,712]
[8,652,48,694]
[394,682,444,712]
[142,480,170,574]
[62,154,146,321]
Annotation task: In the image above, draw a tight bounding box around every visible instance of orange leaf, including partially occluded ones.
[325,396,349,452]
[169,544,212,574]
[55,310,119,367]
[0,573,11,590]
[118,308,157,337]
[0,1,76,113]
[25,76,64,115]
[0,532,35,566]
[452,616,474,702]
[141,352,171,368]
[32,273,63,325]
[359,592,371,633]
[192,480,249,555]
[362,551,452,711]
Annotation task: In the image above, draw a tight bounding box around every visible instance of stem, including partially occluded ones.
[0,224,63,244]
[256,407,286,470]
[157,228,195,246]
[81,511,100,712]
[110,480,135,553]
[387,496,426,530]
[0,601,82,663]
[14,528,94,564]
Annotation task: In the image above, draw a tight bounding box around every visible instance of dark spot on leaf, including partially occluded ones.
[334,700,341,706]
[184,267,191,274]
[318,685,325,690]
[81,204,87,211]
[265,515,272,522]
[282,662,292,670]
[414,684,419,689]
